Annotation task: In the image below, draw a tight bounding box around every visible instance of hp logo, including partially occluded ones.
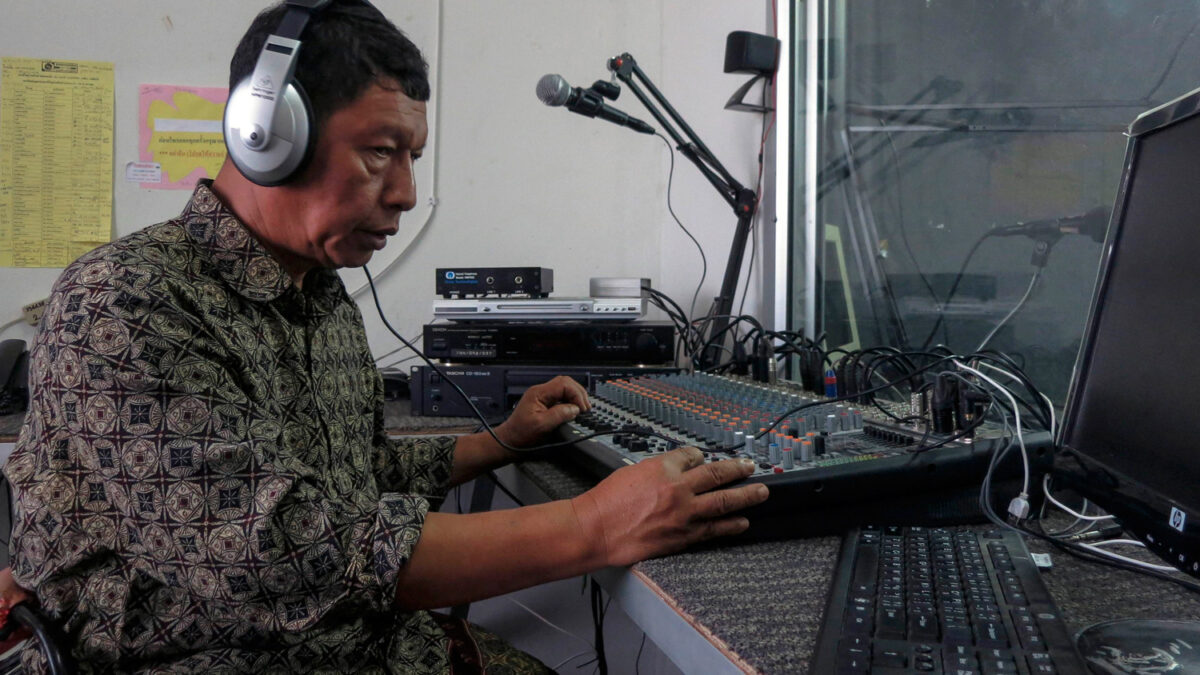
[445,271,456,279]
[1170,507,1187,533]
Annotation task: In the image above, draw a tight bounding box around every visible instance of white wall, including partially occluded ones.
[0,0,772,362]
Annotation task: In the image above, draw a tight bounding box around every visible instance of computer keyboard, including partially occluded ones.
[812,526,1086,674]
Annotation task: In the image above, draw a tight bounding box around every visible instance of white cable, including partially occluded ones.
[976,268,1041,352]
[1089,538,1147,549]
[954,360,1028,495]
[977,361,1056,437]
[1076,543,1178,572]
[1041,473,1115,522]
[346,0,442,298]
[507,597,595,652]
[0,317,23,338]
[551,650,596,671]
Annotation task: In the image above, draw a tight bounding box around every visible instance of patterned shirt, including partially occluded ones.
[4,181,459,673]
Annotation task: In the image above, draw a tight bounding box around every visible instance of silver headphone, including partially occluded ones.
[222,0,331,186]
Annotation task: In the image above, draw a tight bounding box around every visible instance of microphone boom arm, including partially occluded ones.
[608,53,759,369]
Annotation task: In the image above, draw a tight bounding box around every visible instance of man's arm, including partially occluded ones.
[448,375,590,486]
[394,447,769,609]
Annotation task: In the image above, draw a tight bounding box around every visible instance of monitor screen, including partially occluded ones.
[1058,88,1200,576]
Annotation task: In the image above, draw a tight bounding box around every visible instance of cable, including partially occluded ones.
[953,359,1029,499]
[978,405,1200,593]
[920,230,996,349]
[634,633,647,675]
[655,133,708,323]
[551,650,596,672]
[882,120,940,336]
[0,317,23,338]
[1041,473,1114,522]
[1143,14,1200,100]
[374,335,423,365]
[1075,542,1179,573]
[976,269,1041,352]
[590,579,609,675]
[507,597,595,653]
[363,266,618,454]
[735,81,776,323]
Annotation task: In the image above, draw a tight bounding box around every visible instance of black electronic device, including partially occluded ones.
[811,526,1086,674]
[223,0,331,186]
[435,267,553,298]
[422,321,674,365]
[1053,85,1200,580]
[723,31,780,75]
[409,364,678,417]
[0,339,29,415]
[558,373,1050,539]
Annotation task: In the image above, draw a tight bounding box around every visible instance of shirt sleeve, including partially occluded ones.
[5,261,422,628]
[367,366,456,500]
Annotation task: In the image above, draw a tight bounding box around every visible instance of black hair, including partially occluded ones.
[229,0,431,126]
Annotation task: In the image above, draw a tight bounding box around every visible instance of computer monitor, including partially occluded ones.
[1054,86,1200,579]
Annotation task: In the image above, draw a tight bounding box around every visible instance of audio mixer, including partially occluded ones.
[558,373,1050,539]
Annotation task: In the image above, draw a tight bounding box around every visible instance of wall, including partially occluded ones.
[0,0,772,363]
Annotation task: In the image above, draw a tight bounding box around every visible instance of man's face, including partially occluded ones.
[262,80,428,271]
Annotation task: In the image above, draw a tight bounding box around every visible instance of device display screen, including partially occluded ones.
[1063,105,1200,517]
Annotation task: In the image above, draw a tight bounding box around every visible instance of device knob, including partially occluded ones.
[633,333,660,360]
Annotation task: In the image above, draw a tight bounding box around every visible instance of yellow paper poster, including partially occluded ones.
[138,84,228,189]
[0,57,114,268]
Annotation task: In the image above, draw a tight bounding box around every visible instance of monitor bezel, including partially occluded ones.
[1054,85,1200,579]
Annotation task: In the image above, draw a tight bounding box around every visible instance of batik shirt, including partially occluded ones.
[4,181,458,673]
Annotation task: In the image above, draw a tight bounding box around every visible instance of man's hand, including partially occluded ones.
[569,447,770,567]
[494,375,591,449]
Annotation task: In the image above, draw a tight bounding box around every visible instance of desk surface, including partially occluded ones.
[508,455,1200,674]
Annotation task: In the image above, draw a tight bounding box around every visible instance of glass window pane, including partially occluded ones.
[791,0,1200,401]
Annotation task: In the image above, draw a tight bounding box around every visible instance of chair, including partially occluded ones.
[0,564,76,674]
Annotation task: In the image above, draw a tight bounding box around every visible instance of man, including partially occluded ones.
[4,1,769,672]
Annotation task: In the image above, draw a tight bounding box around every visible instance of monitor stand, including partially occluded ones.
[1075,619,1200,673]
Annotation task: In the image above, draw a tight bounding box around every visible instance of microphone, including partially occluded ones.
[536,74,655,135]
[995,206,1110,243]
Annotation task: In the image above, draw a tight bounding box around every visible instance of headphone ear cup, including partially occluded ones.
[222,77,317,186]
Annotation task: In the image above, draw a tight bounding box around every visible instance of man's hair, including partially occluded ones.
[229,0,430,126]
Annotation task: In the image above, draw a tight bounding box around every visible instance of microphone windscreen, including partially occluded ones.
[536,74,571,106]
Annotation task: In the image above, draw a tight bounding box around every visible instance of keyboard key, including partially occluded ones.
[909,612,939,641]
[975,620,1010,648]
[1026,652,1057,673]
[872,645,908,668]
[876,606,906,639]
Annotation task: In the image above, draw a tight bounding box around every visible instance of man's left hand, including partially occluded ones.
[495,376,591,449]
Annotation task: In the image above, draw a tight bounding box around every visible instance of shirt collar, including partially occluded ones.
[179,180,343,313]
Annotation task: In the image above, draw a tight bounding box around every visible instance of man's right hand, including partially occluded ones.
[570,447,770,567]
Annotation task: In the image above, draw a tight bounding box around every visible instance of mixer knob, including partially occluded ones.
[782,447,795,470]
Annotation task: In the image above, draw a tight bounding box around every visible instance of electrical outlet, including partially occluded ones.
[21,298,48,326]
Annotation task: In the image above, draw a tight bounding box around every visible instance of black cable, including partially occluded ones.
[655,133,708,321]
[590,579,609,675]
[634,633,647,675]
[920,230,996,350]
[485,472,525,508]
[1143,15,1200,101]
[881,119,940,347]
[364,266,620,454]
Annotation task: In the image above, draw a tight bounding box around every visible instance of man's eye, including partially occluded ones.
[372,147,395,158]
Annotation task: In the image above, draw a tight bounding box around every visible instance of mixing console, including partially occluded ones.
[558,373,1049,538]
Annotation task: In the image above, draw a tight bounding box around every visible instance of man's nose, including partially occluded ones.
[384,155,418,211]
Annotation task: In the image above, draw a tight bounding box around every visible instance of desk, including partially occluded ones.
[7,405,1200,673]
[496,455,1200,674]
